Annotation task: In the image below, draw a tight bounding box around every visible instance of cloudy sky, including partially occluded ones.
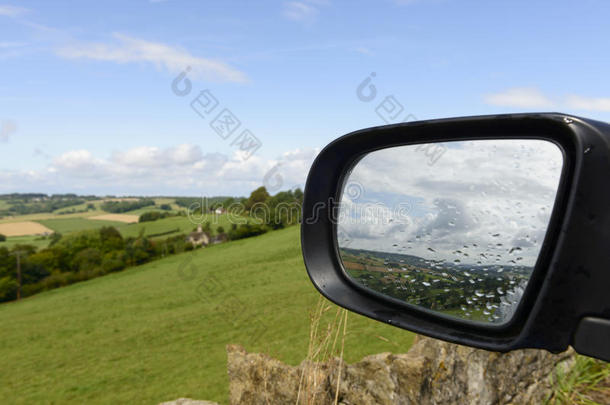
[1,0,609,196]
[338,140,563,267]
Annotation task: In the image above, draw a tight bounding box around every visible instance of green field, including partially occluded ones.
[115,214,248,239]
[0,226,414,404]
[51,200,101,215]
[0,210,242,253]
[38,217,125,234]
[1,234,51,250]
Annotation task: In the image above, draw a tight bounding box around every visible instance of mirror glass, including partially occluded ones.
[337,139,563,325]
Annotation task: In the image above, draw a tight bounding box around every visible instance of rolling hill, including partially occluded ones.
[0,226,414,404]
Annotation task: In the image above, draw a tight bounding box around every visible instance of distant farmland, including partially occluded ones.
[0,221,53,237]
[38,217,125,234]
[89,214,139,223]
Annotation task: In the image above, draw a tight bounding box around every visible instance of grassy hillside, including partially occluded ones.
[0,226,414,404]
[1,234,50,250]
[115,214,249,239]
[38,217,125,234]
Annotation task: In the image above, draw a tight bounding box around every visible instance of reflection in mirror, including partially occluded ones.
[337,139,563,325]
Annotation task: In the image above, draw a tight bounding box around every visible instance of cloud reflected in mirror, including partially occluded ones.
[337,139,563,324]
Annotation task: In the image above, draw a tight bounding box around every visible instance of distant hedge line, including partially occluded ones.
[100,199,155,213]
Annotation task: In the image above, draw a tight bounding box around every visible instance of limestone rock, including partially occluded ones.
[227,336,575,405]
[158,398,219,405]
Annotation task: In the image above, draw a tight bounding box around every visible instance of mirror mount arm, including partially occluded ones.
[573,317,610,362]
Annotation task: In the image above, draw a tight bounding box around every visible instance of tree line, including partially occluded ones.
[100,199,155,213]
[0,187,304,303]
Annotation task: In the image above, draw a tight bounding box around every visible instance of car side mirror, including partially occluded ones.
[301,113,610,361]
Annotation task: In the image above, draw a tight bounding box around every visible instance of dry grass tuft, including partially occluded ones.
[296,296,348,405]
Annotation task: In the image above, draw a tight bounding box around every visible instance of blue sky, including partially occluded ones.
[1,0,609,196]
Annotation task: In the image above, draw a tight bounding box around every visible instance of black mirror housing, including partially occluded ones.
[301,113,610,361]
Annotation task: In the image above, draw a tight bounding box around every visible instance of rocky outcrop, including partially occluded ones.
[159,399,219,405]
[227,335,575,405]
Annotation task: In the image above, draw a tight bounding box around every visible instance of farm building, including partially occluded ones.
[186,225,210,247]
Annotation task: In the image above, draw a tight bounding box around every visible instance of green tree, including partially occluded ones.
[99,226,124,252]
[245,186,270,211]
[0,276,18,302]
[101,251,126,273]
[293,187,304,203]
[49,232,62,246]
[72,248,103,272]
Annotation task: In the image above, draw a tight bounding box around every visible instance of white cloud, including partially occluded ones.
[485,88,610,113]
[111,144,204,168]
[56,33,247,83]
[484,88,555,108]
[53,150,107,174]
[0,145,318,196]
[283,0,328,22]
[283,2,317,20]
[566,95,610,112]
[339,140,564,267]
[354,47,372,55]
[0,4,28,17]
